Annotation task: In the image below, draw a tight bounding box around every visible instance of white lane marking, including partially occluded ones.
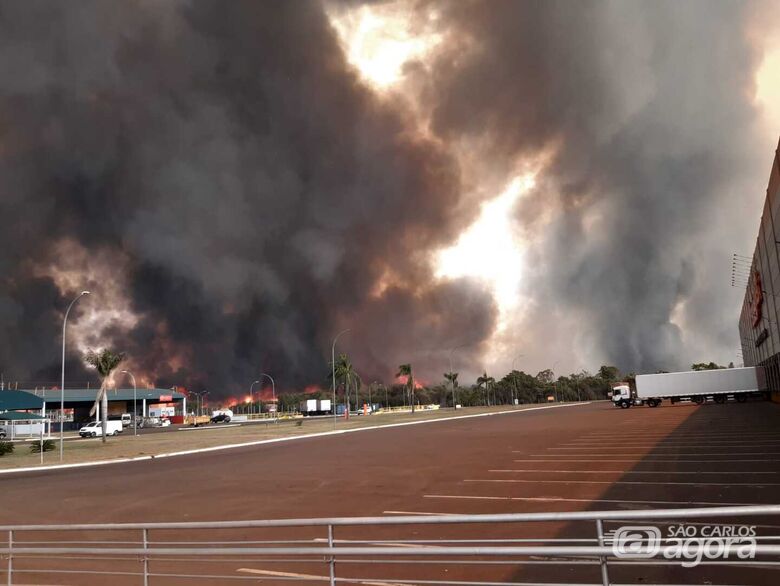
[576,433,780,437]
[0,402,587,475]
[382,511,454,516]
[489,469,778,475]
[523,452,780,456]
[556,440,780,449]
[464,478,780,487]
[423,495,762,506]
[546,448,780,453]
[178,424,241,431]
[237,568,404,586]
[512,454,780,464]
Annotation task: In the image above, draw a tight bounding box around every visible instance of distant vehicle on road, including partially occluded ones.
[109,414,133,427]
[79,421,123,437]
[612,367,768,408]
[299,399,332,416]
[211,409,233,424]
[185,414,210,426]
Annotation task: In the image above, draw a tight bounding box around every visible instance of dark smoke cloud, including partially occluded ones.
[0,0,495,393]
[0,0,771,394]
[419,0,770,373]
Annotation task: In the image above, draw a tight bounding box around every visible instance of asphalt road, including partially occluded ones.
[2,400,779,585]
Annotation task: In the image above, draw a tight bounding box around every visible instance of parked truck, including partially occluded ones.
[299,399,332,416]
[611,366,767,408]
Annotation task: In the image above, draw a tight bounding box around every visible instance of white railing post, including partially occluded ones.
[327,524,335,586]
[6,530,12,586]
[142,528,149,586]
[595,519,610,586]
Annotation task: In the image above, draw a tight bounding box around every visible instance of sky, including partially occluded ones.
[0,1,778,395]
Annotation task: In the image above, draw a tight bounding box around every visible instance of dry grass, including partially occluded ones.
[0,404,555,470]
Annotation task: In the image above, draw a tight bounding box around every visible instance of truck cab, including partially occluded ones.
[611,383,633,408]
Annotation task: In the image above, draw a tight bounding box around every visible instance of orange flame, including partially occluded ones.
[395,375,424,389]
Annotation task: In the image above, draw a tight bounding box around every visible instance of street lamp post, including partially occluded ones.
[331,329,350,429]
[60,290,90,461]
[511,354,525,406]
[120,370,137,437]
[192,391,200,417]
[552,360,559,402]
[260,373,275,420]
[250,380,260,417]
[448,345,465,409]
[369,381,378,414]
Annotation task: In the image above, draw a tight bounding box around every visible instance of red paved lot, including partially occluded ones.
[1,400,779,584]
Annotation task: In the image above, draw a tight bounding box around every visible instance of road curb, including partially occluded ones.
[0,402,590,475]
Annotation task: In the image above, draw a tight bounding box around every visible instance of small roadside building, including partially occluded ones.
[19,388,187,430]
[0,389,49,439]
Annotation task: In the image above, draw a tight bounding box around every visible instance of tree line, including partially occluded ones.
[269,360,631,413]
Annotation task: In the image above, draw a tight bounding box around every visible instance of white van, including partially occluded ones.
[79,421,123,438]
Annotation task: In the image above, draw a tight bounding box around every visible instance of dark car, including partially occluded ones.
[210,413,231,424]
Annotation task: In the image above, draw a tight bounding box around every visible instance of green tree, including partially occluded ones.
[443,371,459,406]
[396,364,415,413]
[536,369,554,385]
[84,349,125,444]
[331,353,361,413]
[691,362,725,371]
[598,365,621,382]
[476,371,496,406]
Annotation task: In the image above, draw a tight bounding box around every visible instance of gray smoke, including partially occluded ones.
[419,0,769,373]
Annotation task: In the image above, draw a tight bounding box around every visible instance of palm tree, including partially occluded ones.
[84,349,125,443]
[331,353,361,414]
[396,364,415,413]
[444,372,458,407]
[476,371,495,406]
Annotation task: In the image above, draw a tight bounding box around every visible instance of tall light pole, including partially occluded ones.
[260,373,275,419]
[331,329,350,428]
[552,360,559,402]
[511,354,525,406]
[60,290,90,461]
[448,345,466,409]
[250,380,260,417]
[120,370,137,437]
[191,391,200,417]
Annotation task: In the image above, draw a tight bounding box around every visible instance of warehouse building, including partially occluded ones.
[739,137,780,399]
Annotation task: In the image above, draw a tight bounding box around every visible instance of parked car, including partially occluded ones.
[210,413,231,424]
[79,421,123,438]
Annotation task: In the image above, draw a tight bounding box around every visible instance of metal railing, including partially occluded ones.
[2,505,780,585]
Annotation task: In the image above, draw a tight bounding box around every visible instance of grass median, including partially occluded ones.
[0,403,568,470]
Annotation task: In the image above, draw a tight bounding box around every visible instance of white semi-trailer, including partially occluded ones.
[299,399,332,416]
[611,367,767,408]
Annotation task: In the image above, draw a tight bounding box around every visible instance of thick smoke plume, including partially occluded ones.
[0,1,495,393]
[0,0,773,394]
[417,0,771,373]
